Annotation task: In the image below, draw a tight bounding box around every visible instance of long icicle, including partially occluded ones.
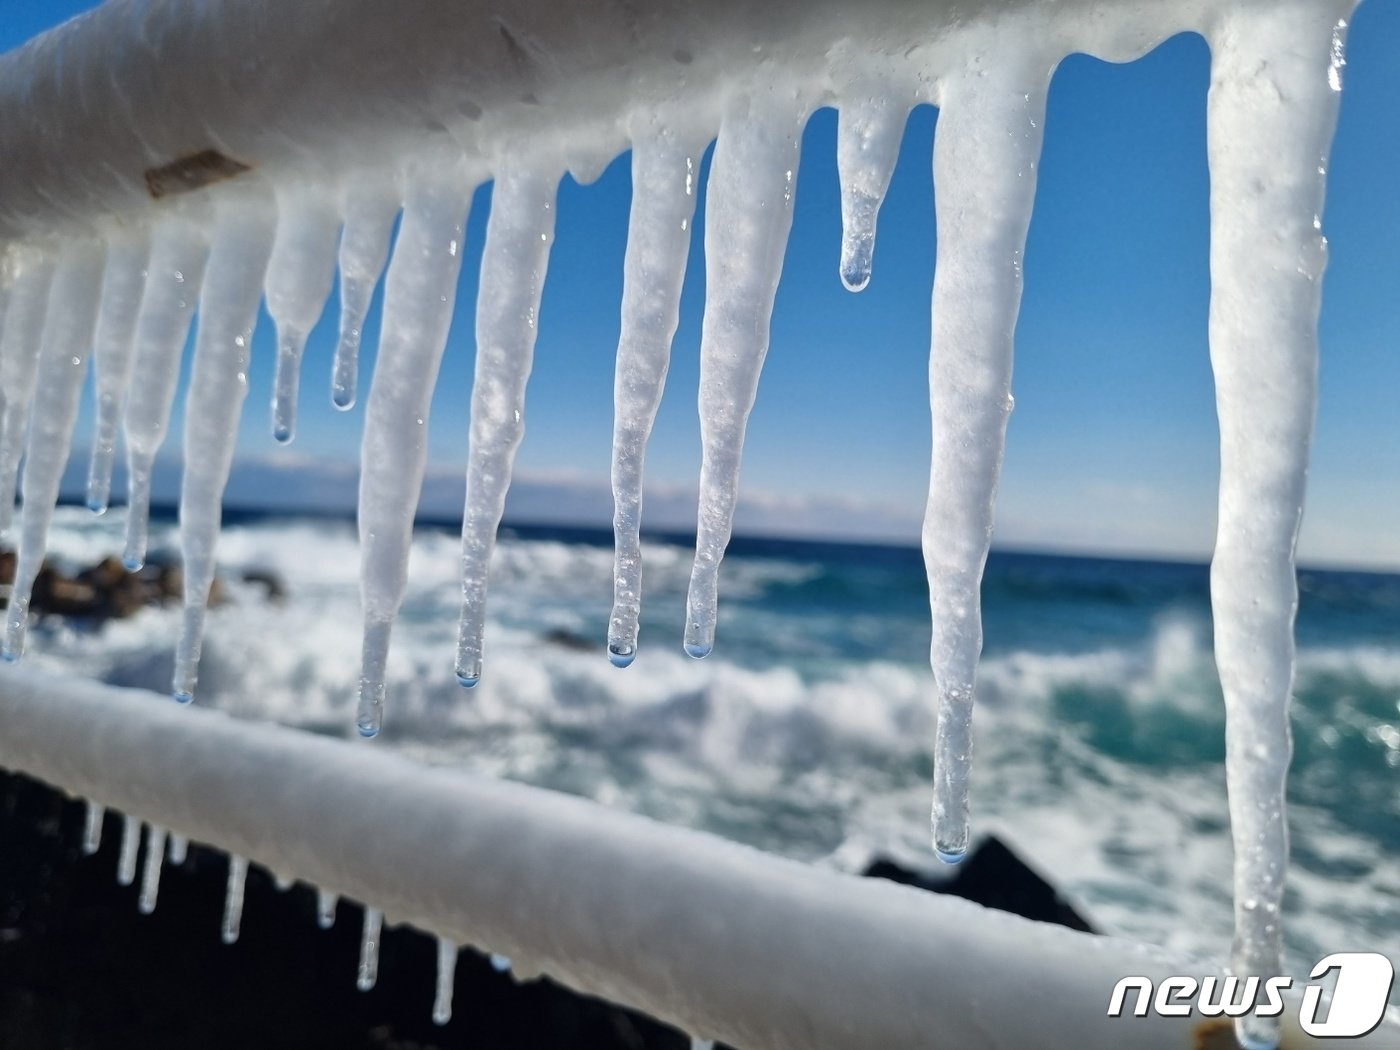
[222,853,248,944]
[172,194,277,703]
[85,228,152,514]
[3,240,106,661]
[0,255,55,539]
[265,186,341,443]
[117,814,140,886]
[923,55,1050,864]
[683,97,805,660]
[357,906,383,991]
[1205,5,1352,1049]
[454,166,558,688]
[121,217,211,571]
[138,824,167,914]
[607,126,704,668]
[333,179,399,410]
[82,800,105,855]
[836,92,907,292]
[432,936,458,1025]
[356,161,474,737]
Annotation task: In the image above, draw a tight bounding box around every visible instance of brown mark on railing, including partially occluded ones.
[144,150,251,200]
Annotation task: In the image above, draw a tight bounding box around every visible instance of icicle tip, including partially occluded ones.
[607,642,636,668]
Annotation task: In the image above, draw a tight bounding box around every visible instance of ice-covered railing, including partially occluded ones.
[0,0,1381,1046]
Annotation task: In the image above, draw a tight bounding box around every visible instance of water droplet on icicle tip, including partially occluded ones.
[82,801,105,855]
[835,94,907,293]
[333,179,399,411]
[455,166,559,689]
[117,814,141,886]
[357,162,474,738]
[0,253,56,542]
[357,907,383,991]
[167,833,189,866]
[317,889,338,928]
[608,126,704,668]
[139,825,167,914]
[433,937,458,1025]
[172,194,278,705]
[685,98,804,663]
[923,60,1049,864]
[222,854,248,944]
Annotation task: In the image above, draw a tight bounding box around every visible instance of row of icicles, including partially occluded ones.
[79,799,716,1047]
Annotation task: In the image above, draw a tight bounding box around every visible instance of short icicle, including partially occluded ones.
[356,159,474,737]
[433,937,458,1025]
[138,824,167,914]
[122,217,211,571]
[836,91,908,291]
[357,907,383,991]
[454,165,559,688]
[333,179,399,410]
[222,853,248,944]
[167,833,189,865]
[82,800,105,855]
[1205,5,1353,1049]
[265,186,341,443]
[923,52,1050,864]
[607,125,705,668]
[317,888,338,928]
[3,241,106,662]
[85,229,152,513]
[117,814,141,886]
[683,96,805,660]
[489,953,512,974]
[172,194,277,703]
[0,254,55,539]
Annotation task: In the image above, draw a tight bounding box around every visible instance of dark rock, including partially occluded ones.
[542,628,596,653]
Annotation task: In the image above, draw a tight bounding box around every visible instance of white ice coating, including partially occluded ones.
[82,800,104,855]
[922,50,1050,864]
[433,937,457,1025]
[356,162,473,737]
[222,853,248,944]
[0,255,54,539]
[1205,5,1350,1048]
[264,186,341,443]
[117,813,140,887]
[317,888,338,928]
[172,195,277,703]
[454,166,559,687]
[835,91,908,292]
[683,97,804,660]
[333,179,399,410]
[139,824,167,914]
[2,241,105,661]
[607,126,704,668]
[121,216,211,571]
[357,906,383,991]
[84,229,151,513]
[168,832,189,866]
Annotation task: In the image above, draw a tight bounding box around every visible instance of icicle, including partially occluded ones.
[167,832,189,865]
[923,56,1049,864]
[172,194,277,703]
[1206,7,1350,1049]
[85,229,152,513]
[356,160,474,737]
[683,97,805,660]
[0,255,55,539]
[265,187,341,442]
[489,953,512,973]
[454,165,559,688]
[82,800,104,855]
[607,127,704,668]
[122,217,211,571]
[432,937,457,1025]
[836,93,907,292]
[2,242,106,661]
[357,906,383,991]
[333,179,399,410]
[117,814,140,886]
[691,1039,715,1050]
[316,888,338,928]
[222,853,248,944]
[138,824,167,914]
[273,873,294,891]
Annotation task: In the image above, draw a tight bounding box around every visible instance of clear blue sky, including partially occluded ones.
[7,1,1400,565]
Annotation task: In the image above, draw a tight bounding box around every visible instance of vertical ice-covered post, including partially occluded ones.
[607,124,705,667]
[923,46,1051,863]
[172,193,277,702]
[1205,4,1352,1048]
[454,165,559,687]
[357,159,474,736]
[683,95,805,659]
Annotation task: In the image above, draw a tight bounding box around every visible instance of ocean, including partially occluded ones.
[18,505,1400,991]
